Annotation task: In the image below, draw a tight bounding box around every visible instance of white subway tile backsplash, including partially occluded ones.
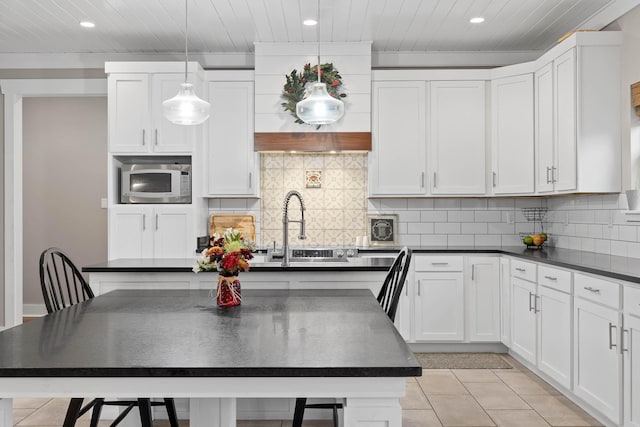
[475,210,502,222]
[580,238,595,253]
[462,223,488,234]
[595,239,611,254]
[475,235,501,246]
[461,199,488,210]
[435,222,461,234]
[488,199,515,210]
[400,234,422,246]
[611,240,628,257]
[379,199,409,211]
[619,225,638,241]
[448,235,474,246]
[435,199,461,210]
[408,223,434,234]
[588,224,603,239]
[488,223,516,235]
[421,234,448,246]
[398,210,421,222]
[448,210,475,222]
[502,235,523,246]
[408,199,434,209]
[421,211,448,222]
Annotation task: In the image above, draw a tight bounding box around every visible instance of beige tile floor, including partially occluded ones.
[11,355,602,427]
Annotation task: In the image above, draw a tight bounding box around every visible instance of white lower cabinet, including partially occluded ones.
[500,257,511,346]
[466,257,500,342]
[414,272,464,341]
[537,285,572,389]
[395,276,413,341]
[624,314,640,427]
[511,277,537,364]
[109,205,193,259]
[574,297,622,425]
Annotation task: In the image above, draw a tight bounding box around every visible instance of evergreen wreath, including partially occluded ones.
[281,63,347,126]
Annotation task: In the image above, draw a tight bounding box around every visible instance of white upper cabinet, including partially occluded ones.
[429,81,486,195]
[108,71,195,154]
[491,74,534,194]
[206,78,258,197]
[534,33,621,194]
[369,81,427,196]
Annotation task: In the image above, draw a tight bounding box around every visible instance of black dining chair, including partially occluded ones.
[39,247,179,427]
[292,247,413,427]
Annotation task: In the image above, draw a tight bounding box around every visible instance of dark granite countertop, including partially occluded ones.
[83,247,640,285]
[0,289,421,378]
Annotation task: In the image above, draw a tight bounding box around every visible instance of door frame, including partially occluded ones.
[0,79,107,328]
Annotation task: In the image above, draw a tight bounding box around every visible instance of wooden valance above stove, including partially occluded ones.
[254,132,372,152]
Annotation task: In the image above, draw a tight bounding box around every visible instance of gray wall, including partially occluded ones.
[22,97,107,307]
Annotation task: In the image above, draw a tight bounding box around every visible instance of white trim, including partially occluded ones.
[0,78,107,328]
[22,304,46,317]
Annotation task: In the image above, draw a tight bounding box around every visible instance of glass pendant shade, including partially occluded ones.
[163,83,210,125]
[296,82,345,125]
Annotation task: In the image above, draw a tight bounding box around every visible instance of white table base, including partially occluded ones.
[0,377,405,427]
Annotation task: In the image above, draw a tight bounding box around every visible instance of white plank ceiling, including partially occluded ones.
[0,0,634,55]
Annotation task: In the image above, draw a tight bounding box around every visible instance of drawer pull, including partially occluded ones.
[623,329,629,353]
[431,262,449,266]
[528,292,534,312]
[544,275,557,281]
[515,267,526,272]
[535,295,540,313]
[609,323,617,350]
[584,286,601,294]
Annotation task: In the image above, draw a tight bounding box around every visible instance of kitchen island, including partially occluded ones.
[0,289,421,427]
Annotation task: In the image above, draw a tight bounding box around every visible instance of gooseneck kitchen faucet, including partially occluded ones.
[282,190,306,267]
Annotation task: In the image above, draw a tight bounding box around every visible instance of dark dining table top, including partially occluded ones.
[0,289,421,378]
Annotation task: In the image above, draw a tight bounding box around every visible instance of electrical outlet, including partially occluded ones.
[506,212,514,224]
[100,198,108,209]
[608,213,614,228]
[565,212,570,225]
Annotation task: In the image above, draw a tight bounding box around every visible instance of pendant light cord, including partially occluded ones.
[317,0,320,83]
[184,0,189,83]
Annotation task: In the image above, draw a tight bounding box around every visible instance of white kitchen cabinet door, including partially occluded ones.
[624,314,640,427]
[534,63,555,194]
[369,81,427,196]
[429,81,486,195]
[414,272,464,341]
[553,49,577,192]
[491,74,534,194]
[153,207,194,258]
[537,286,572,389]
[395,277,412,341]
[511,277,537,365]
[108,74,150,153]
[574,298,621,424]
[150,74,194,153]
[109,206,153,259]
[467,257,501,342]
[500,258,511,346]
[207,81,257,196]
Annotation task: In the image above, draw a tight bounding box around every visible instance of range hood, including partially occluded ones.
[254,132,371,152]
[254,42,372,152]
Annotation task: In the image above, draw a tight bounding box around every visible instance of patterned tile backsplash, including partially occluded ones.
[260,153,368,246]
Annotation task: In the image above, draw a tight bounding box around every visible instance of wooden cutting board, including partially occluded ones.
[209,214,256,241]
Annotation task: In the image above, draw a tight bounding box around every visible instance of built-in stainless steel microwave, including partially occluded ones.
[120,163,191,204]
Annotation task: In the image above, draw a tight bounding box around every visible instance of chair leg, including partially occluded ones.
[292,398,307,427]
[137,399,153,427]
[164,399,179,427]
[63,398,84,427]
[90,399,105,427]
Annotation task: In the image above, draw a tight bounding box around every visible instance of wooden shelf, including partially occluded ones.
[254,132,371,152]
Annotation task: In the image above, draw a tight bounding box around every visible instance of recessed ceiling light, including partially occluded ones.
[303,19,318,26]
[80,21,95,28]
[469,17,485,24]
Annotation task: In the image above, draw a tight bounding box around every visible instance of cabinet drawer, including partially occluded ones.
[574,273,620,309]
[510,259,536,282]
[414,256,463,272]
[538,265,572,293]
[624,285,640,317]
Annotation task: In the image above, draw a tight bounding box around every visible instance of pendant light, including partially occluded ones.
[162,0,210,125]
[295,0,345,125]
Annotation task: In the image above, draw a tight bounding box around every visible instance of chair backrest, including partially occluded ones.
[377,247,412,322]
[39,247,94,314]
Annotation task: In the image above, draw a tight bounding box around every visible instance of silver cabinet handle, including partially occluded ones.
[154,129,158,146]
[515,267,526,272]
[155,213,159,230]
[142,214,146,230]
[544,275,557,281]
[584,286,601,294]
[528,292,534,312]
[492,172,497,188]
[471,264,475,281]
[417,281,421,296]
[249,172,252,188]
[535,295,540,313]
[421,172,425,188]
[405,280,408,296]
[433,172,437,188]
[609,323,617,350]
[622,329,629,353]
[546,166,551,184]
[431,262,449,266]
[142,129,146,146]
[551,166,557,183]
